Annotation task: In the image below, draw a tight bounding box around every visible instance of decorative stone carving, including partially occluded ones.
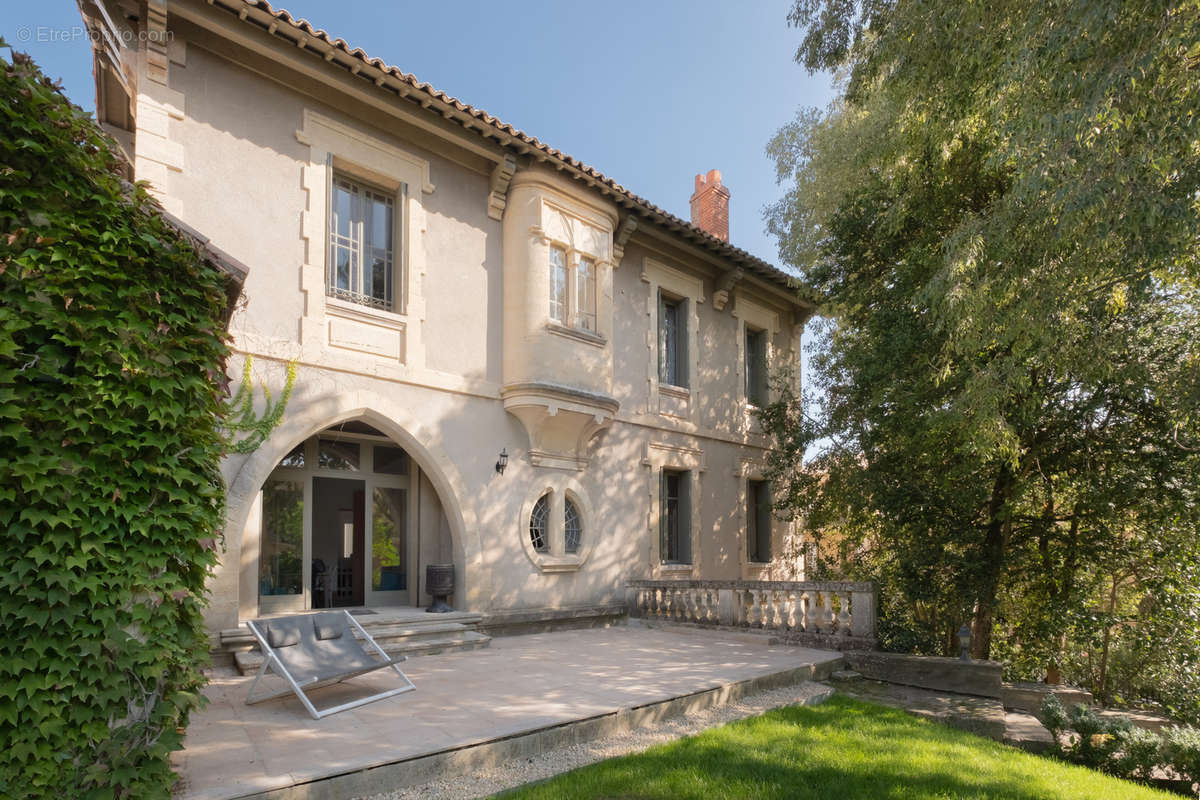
[712,267,744,311]
[612,214,638,266]
[502,382,619,471]
[487,154,517,220]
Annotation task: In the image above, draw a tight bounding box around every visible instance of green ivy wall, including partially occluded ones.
[0,47,234,798]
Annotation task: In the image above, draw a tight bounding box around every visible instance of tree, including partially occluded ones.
[763,0,1200,696]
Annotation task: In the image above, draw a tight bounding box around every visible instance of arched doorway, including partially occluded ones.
[255,420,454,614]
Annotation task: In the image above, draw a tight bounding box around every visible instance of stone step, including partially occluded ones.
[233,630,492,675]
[219,610,483,651]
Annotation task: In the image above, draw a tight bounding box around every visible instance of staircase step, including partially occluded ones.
[232,631,492,675]
[219,611,484,651]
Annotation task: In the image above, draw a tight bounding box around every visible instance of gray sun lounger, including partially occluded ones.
[244,610,415,719]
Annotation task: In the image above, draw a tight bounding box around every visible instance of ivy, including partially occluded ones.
[221,356,296,455]
[0,46,232,797]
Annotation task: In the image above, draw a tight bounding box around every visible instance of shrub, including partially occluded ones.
[1111,727,1163,782]
[1162,726,1200,791]
[0,47,233,796]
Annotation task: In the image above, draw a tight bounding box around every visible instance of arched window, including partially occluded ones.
[529,494,550,553]
[564,497,582,554]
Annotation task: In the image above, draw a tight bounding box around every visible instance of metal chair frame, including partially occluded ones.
[244,610,415,719]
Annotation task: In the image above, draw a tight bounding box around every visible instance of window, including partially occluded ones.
[529,494,550,553]
[660,469,692,564]
[745,327,768,406]
[523,488,591,570]
[328,173,398,311]
[747,479,772,563]
[576,257,596,332]
[659,292,688,388]
[564,497,582,554]
[548,247,598,332]
[373,445,408,475]
[318,439,360,470]
[549,247,568,324]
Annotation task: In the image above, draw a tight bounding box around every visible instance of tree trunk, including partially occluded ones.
[971,466,1013,660]
[1096,573,1119,701]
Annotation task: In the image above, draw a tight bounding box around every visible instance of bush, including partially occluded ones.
[1162,726,1200,790]
[1112,727,1163,782]
[0,47,233,796]
[1041,697,1200,792]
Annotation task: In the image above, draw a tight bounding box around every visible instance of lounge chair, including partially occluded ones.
[244,610,415,719]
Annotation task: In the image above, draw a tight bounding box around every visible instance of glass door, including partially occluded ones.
[258,427,417,614]
[365,443,414,607]
[258,475,307,614]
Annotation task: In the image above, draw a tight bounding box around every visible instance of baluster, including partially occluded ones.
[686,589,698,623]
[786,591,798,631]
[822,591,835,632]
[838,592,852,635]
[765,590,779,630]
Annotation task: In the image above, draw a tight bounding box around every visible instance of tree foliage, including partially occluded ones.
[0,47,233,796]
[762,0,1200,720]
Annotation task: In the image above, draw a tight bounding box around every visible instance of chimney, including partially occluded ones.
[689,169,730,242]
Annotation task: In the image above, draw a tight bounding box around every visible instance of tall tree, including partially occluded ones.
[763,0,1200,674]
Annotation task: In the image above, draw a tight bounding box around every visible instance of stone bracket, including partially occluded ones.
[612,214,638,266]
[487,154,517,221]
[712,267,744,311]
[502,383,618,471]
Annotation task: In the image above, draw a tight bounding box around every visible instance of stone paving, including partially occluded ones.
[172,624,841,800]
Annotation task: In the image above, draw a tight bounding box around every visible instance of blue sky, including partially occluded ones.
[5,0,834,267]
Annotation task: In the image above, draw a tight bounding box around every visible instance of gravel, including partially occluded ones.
[359,680,834,800]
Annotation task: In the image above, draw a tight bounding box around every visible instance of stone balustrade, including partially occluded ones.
[627,579,876,650]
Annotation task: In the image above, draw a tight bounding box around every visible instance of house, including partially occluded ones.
[78,0,816,647]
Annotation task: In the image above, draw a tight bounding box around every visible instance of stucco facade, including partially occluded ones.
[82,0,815,639]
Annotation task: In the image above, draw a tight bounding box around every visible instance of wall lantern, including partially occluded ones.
[495,448,508,475]
[958,624,972,662]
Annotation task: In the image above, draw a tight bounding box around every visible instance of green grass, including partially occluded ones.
[498,696,1176,800]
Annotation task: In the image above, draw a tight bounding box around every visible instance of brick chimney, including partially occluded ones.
[689,169,730,242]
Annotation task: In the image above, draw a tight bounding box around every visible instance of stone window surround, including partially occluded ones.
[732,293,781,428]
[643,440,705,577]
[297,109,434,369]
[532,195,614,345]
[734,457,800,580]
[547,244,600,337]
[518,477,594,573]
[641,257,704,421]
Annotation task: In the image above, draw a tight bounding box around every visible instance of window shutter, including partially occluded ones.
[757,481,772,561]
[398,181,408,313]
[658,292,669,384]
[324,153,334,291]
[679,472,692,564]
[676,300,688,388]
[746,480,757,562]
[659,470,669,561]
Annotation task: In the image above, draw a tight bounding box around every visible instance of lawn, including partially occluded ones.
[498,695,1176,800]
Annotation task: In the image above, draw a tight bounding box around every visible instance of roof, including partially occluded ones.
[197,0,813,306]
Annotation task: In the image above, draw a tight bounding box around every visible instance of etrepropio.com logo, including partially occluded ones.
[13,25,174,45]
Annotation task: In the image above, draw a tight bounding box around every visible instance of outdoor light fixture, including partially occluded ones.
[495,448,508,475]
[958,624,972,662]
